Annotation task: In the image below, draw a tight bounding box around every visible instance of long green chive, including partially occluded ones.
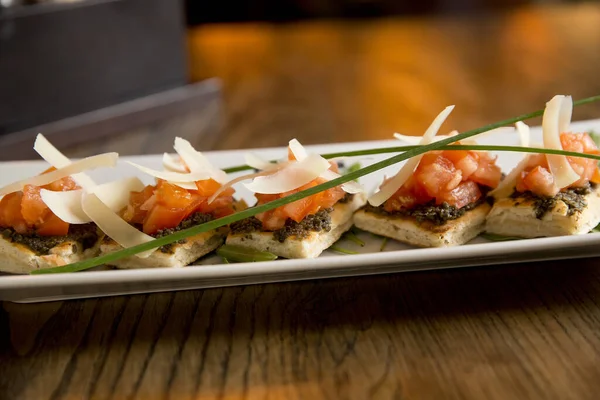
[343,231,365,247]
[223,144,600,174]
[480,233,523,242]
[329,246,359,255]
[216,245,278,262]
[31,95,600,274]
[379,237,388,252]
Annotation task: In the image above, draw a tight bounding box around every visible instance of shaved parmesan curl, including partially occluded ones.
[369,105,455,206]
[542,95,581,189]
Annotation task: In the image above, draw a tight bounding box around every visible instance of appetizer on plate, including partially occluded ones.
[225,139,367,258]
[486,95,600,237]
[0,135,117,273]
[354,106,502,247]
[98,138,238,269]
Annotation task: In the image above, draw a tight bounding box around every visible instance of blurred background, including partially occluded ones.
[1,0,599,158]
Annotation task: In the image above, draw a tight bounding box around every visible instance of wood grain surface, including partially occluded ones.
[3,3,600,399]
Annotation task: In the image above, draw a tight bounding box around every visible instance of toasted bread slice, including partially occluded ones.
[100,228,227,269]
[353,202,491,248]
[0,226,102,274]
[226,193,367,259]
[485,185,600,238]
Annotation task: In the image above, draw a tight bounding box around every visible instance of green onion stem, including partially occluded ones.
[31,95,600,274]
[223,144,600,174]
[216,245,278,262]
[343,231,365,247]
[379,237,389,252]
[330,246,359,255]
[480,233,523,241]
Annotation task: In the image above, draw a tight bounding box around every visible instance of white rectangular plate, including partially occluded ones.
[1,119,600,303]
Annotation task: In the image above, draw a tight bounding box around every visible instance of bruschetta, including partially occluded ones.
[98,138,238,268]
[0,135,118,273]
[354,106,502,247]
[486,95,600,237]
[225,139,367,258]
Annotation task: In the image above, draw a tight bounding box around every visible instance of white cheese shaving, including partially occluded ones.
[393,132,456,145]
[170,181,200,190]
[245,153,277,170]
[488,155,531,199]
[208,168,287,204]
[81,192,156,258]
[91,177,146,212]
[0,153,118,196]
[39,177,146,225]
[40,189,89,224]
[162,153,188,173]
[542,95,580,189]
[173,137,228,183]
[288,138,309,160]
[393,127,514,146]
[368,105,455,206]
[320,169,363,193]
[33,133,97,190]
[126,161,211,183]
[486,122,531,199]
[244,154,332,194]
[515,121,530,148]
[161,153,198,190]
[285,139,365,194]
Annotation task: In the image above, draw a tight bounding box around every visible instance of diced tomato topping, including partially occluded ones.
[0,169,80,236]
[143,204,188,235]
[196,178,234,197]
[122,185,155,225]
[0,192,29,234]
[155,180,194,209]
[36,213,69,236]
[120,179,236,235]
[383,145,501,212]
[520,166,557,197]
[21,185,49,226]
[437,181,482,209]
[383,180,432,213]
[516,132,600,196]
[470,156,503,188]
[254,177,346,231]
[247,147,348,231]
[417,155,461,196]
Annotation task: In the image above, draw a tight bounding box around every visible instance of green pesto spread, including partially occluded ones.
[510,183,593,219]
[2,224,99,255]
[230,208,334,243]
[152,212,214,253]
[363,199,483,226]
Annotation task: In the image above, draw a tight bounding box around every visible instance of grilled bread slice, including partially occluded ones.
[485,185,600,238]
[0,225,102,274]
[226,193,367,259]
[353,202,491,248]
[100,228,227,269]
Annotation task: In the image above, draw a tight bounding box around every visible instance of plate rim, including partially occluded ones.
[2,117,600,301]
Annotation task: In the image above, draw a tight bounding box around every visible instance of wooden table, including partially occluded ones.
[3,3,600,399]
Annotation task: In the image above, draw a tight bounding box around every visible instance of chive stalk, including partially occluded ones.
[379,237,388,252]
[224,144,600,174]
[216,245,278,262]
[330,246,359,255]
[343,231,365,247]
